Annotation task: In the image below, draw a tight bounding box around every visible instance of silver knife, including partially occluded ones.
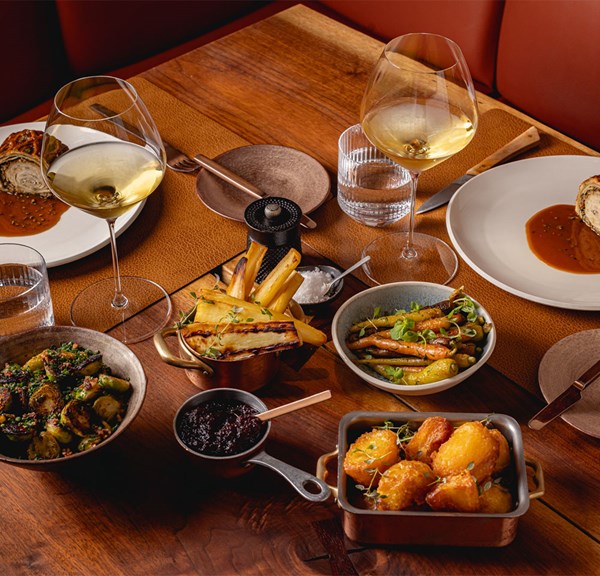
[528,357,600,430]
[416,126,541,214]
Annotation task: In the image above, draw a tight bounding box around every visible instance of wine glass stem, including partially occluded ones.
[402,171,419,260]
[106,219,128,309]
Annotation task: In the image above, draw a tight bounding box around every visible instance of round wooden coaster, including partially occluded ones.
[538,329,600,438]
[195,144,330,223]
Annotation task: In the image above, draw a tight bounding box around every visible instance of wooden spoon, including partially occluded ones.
[256,390,332,421]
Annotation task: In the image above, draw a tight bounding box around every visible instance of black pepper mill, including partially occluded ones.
[244,197,302,283]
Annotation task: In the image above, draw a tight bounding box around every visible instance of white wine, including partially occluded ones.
[362,99,475,173]
[47,141,164,219]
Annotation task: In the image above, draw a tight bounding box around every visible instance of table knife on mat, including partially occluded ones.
[528,357,600,430]
[90,103,317,229]
[416,126,541,214]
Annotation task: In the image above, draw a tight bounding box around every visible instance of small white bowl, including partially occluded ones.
[331,282,496,396]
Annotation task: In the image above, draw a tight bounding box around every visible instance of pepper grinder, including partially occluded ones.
[244,197,302,283]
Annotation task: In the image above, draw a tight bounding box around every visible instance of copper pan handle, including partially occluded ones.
[525,458,545,500]
[316,448,339,500]
[153,328,214,376]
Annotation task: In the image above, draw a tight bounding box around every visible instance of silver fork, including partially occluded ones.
[164,144,199,173]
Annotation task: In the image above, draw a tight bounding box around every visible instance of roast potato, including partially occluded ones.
[404,416,454,465]
[426,470,480,513]
[343,428,400,488]
[490,428,511,475]
[479,483,513,514]
[432,421,499,482]
[376,460,433,511]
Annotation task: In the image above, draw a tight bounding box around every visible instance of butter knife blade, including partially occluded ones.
[416,126,541,214]
[528,357,600,430]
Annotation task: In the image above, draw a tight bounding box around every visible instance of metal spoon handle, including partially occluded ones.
[325,255,371,291]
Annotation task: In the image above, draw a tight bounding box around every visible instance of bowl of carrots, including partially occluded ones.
[331,282,495,395]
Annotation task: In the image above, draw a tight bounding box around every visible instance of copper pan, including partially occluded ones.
[153,327,279,392]
[317,411,544,547]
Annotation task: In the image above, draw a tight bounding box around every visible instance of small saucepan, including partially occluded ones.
[153,327,280,392]
[173,388,331,503]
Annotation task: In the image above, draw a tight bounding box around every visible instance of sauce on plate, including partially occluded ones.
[0,191,69,236]
[526,203,600,273]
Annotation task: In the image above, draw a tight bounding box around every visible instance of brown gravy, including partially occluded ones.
[526,204,600,273]
[0,191,69,236]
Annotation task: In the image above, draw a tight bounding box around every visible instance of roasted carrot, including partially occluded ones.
[349,308,442,333]
[347,335,453,360]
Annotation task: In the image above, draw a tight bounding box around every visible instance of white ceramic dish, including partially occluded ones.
[331,282,495,396]
[0,122,145,267]
[447,155,600,310]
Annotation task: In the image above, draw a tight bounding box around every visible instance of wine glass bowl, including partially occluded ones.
[41,76,171,343]
[360,33,478,284]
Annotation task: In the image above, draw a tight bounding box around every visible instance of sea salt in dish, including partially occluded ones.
[294,265,343,305]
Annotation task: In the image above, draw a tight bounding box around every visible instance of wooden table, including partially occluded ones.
[3,6,599,575]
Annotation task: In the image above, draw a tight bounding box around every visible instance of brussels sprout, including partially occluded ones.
[45,417,73,445]
[75,355,103,376]
[0,387,12,413]
[27,432,61,460]
[92,395,121,422]
[78,436,101,452]
[41,349,76,382]
[23,353,45,372]
[60,400,93,437]
[0,413,37,442]
[29,383,63,417]
[11,386,29,413]
[72,376,102,402]
[98,374,130,393]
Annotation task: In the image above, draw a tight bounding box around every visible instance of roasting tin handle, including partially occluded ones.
[153,327,214,376]
[316,448,339,500]
[526,458,545,500]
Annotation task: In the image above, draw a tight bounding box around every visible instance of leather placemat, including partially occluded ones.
[48,78,251,324]
[305,108,597,395]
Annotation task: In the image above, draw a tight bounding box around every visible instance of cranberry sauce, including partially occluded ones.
[178,399,266,457]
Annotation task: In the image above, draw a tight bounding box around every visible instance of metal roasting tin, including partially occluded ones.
[317,411,544,547]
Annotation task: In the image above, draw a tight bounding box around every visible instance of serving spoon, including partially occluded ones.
[256,390,332,421]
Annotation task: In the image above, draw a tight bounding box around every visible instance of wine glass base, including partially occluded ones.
[361,232,458,285]
[70,276,172,344]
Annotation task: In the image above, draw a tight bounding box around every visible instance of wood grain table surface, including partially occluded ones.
[3,5,599,575]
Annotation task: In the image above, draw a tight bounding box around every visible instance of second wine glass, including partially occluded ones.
[360,33,478,285]
[41,76,171,343]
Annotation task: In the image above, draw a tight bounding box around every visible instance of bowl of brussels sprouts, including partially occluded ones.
[0,325,147,469]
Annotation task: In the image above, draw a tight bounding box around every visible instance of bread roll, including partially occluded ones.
[575,175,600,236]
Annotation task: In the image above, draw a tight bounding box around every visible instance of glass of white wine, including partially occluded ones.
[41,76,171,343]
[360,33,478,285]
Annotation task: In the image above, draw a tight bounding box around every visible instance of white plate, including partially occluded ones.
[0,122,145,267]
[446,155,600,310]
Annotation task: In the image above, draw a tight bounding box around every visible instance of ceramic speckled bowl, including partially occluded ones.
[331,282,496,395]
[0,325,147,469]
